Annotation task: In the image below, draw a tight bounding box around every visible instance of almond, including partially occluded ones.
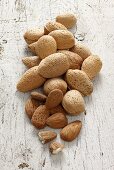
[70,43,92,60]
[38,130,57,144]
[25,98,40,119]
[49,105,66,115]
[81,55,102,79]
[22,56,41,68]
[17,66,46,92]
[38,53,69,78]
[49,141,64,154]
[45,89,63,109]
[66,69,93,96]
[60,120,82,141]
[31,105,49,129]
[56,13,77,28]
[49,30,75,49]
[58,50,83,69]
[46,112,68,129]
[62,90,85,115]
[44,21,67,34]
[28,42,37,54]
[35,35,57,59]
[24,28,44,44]
[31,91,47,102]
[44,78,67,95]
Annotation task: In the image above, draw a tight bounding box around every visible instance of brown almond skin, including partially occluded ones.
[38,53,69,78]
[49,141,64,154]
[31,105,49,129]
[62,90,85,115]
[44,21,67,34]
[17,66,46,92]
[46,89,63,109]
[44,78,67,95]
[70,43,92,60]
[31,91,47,102]
[35,35,57,59]
[49,105,66,115]
[22,56,41,68]
[58,50,83,69]
[60,121,82,141]
[25,98,40,119]
[46,112,68,129]
[49,30,75,49]
[38,131,57,144]
[56,13,77,29]
[24,28,44,44]
[66,69,93,96]
[81,55,102,79]
[28,42,37,54]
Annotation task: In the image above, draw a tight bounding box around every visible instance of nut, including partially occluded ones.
[58,50,83,69]
[22,56,41,68]
[31,105,49,129]
[49,105,66,115]
[66,69,93,96]
[28,42,37,54]
[46,112,68,129]
[24,28,44,44]
[56,13,77,28]
[49,30,75,49]
[49,141,64,154]
[62,90,85,115]
[44,78,67,95]
[31,91,47,102]
[35,35,57,59]
[81,55,102,79]
[38,130,57,144]
[17,66,46,92]
[45,89,63,109]
[70,43,92,60]
[25,98,40,119]
[38,53,69,78]
[60,120,82,141]
[44,21,67,34]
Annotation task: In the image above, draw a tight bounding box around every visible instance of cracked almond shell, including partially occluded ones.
[56,13,77,29]
[62,90,85,115]
[49,30,75,49]
[38,131,57,144]
[38,53,69,78]
[44,21,67,34]
[66,69,93,96]
[44,78,67,95]
[17,66,46,92]
[35,35,57,59]
[70,43,92,60]
[81,55,102,79]
[24,28,44,44]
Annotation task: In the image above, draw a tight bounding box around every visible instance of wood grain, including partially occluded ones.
[0,0,114,170]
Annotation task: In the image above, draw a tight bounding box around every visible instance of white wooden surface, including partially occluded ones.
[0,0,114,170]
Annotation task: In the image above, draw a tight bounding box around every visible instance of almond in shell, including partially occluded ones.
[31,91,47,102]
[22,56,41,68]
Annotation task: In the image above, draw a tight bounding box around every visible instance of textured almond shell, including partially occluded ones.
[35,35,57,59]
[31,91,47,101]
[49,105,66,115]
[38,53,69,78]
[44,78,67,95]
[62,90,85,115]
[70,43,92,60]
[44,21,67,34]
[22,56,41,68]
[49,30,75,49]
[28,42,37,54]
[24,28,44,44]
[56,13,77,29]
[17,66,46,92]
[81,55,102,79]
[58,50,83,69]
[31,105,49,129]
[66,69,93,96]
[60,120,82,141]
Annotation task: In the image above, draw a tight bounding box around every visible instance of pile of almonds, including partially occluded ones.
[17,13,102,154]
